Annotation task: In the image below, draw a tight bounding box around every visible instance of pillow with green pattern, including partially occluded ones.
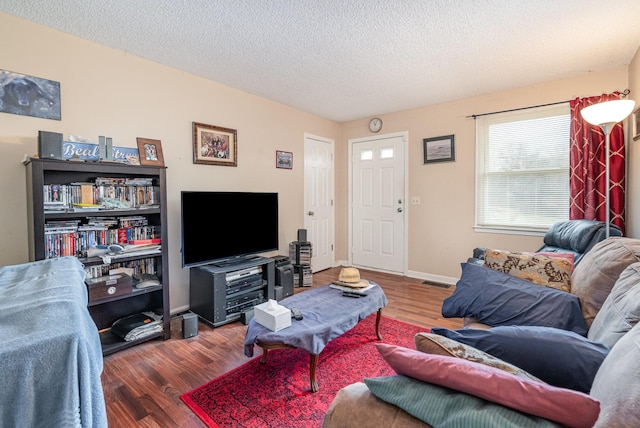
[364,376,561,428]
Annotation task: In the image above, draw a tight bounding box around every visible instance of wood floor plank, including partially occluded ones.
[101,266,463,427]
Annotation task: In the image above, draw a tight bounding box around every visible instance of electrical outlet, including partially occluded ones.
[411,196,420,205]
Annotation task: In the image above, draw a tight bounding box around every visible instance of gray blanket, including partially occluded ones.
[244,283,388,357]
[0,257,107,428]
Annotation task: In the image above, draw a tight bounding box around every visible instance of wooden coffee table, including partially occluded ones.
[243,283,388,392]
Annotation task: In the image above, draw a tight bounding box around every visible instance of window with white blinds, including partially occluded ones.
[475,103,570,232]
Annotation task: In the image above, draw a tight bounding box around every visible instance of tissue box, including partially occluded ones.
[254,300,292,331]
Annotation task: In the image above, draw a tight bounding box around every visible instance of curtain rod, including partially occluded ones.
[467,89,631,119]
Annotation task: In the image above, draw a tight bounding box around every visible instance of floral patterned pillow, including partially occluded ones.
[484,249,572,292]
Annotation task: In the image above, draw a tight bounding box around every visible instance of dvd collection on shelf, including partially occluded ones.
[289,241,313,287]
[84,256,159,280]
[43,176,160,213]
[293,265,313,287]
[44,215,159,259]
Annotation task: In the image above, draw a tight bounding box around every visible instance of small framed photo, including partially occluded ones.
[193,122,237,166]
[423,134,455,164]
[136,137,165,166]
[276,150,293,169]
[633,107,640,141]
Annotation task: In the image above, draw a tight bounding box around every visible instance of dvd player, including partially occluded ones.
[226,266,262,282]
[272,255,291,267]
[227,272,262,287]
[227,277,263,296]
[225,290,264,315]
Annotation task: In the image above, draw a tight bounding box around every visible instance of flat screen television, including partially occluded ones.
[181,191,279,268]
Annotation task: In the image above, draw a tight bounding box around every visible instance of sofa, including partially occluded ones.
[468,219,622,267]
[323,237,640,428]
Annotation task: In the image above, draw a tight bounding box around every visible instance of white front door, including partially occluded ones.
[304,133,335,272]
[350,132,406,273]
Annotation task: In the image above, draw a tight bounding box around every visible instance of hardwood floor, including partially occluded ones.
[101,266,463,427]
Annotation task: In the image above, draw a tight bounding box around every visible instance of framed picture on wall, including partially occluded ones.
[136,137,165,166]
[276,150,293,169]
[192,122,238,166]
[423,134,455,163]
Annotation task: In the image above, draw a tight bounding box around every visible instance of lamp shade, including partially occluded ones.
[581,99,636,126]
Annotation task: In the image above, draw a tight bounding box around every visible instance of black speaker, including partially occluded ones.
[240,308,254,325]
[273,285,284,301]
[38,131,63,160]
[275,263,294,298]
[182,312,198,339]
[297,229,307,243]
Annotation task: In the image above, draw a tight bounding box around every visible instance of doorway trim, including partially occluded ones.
[304,132,335,272]
[348,131,409,275]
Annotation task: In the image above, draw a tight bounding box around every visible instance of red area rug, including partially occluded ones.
[180,315,426,427]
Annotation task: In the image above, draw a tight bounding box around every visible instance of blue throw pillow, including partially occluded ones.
[432,326,609,393]
[442,263,588,336]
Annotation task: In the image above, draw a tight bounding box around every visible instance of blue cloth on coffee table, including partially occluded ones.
[244,283,388,357]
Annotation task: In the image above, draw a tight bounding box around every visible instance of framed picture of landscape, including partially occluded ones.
[423,134,455,163]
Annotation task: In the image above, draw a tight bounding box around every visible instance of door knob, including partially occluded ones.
[308,211,315,216]
[397,207,403,213]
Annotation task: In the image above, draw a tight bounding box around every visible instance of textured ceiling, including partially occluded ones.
[1,0,640,122]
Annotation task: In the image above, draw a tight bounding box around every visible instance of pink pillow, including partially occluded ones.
[377,343,600,428]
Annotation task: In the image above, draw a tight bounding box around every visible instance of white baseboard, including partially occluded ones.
[335,259,458,286]
[405,270,457,286]
[171,304,190,317]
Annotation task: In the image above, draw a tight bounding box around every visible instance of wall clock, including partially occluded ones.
[369,117,383,133]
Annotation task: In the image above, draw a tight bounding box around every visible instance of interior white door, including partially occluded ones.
[304,134,335,272]
[351,134,405,273]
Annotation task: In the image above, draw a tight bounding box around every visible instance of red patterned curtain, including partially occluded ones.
[569,92,626,234]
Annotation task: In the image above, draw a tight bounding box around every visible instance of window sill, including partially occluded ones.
[473,226,546,237]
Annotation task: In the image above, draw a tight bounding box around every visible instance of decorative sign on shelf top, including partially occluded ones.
[62,137,141,165]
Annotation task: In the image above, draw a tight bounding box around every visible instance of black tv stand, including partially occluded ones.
[189,256,275,327]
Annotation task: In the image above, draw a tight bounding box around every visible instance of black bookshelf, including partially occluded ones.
[25,158,170,355]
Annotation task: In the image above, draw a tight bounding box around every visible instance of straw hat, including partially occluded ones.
[332,267,369,288]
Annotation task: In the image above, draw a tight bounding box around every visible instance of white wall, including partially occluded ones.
[339,67,630,281]
[0,12,339,311]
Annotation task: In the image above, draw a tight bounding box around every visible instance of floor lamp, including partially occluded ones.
[580,98,636,238]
